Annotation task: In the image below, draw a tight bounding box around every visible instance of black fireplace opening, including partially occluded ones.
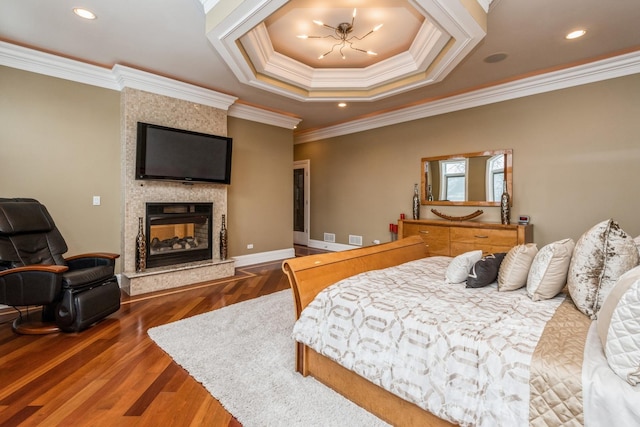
[145,202,213,269]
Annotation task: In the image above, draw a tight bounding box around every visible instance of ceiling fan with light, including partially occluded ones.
[297,8,383,59]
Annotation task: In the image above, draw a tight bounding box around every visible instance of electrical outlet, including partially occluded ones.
[92,196,101,206]
[323,233,335,243]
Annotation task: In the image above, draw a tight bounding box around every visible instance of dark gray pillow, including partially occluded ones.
[466,253,507,288]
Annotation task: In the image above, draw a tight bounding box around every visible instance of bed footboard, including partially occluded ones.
[282,235,428,316]
[281,236,452,427]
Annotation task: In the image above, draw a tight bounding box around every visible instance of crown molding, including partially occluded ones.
[0,41,119,90]
[294,50,640,144]
[228,103,301,129]
[112,65,237,110]
[0,41,292,124]
[198,0,221,14]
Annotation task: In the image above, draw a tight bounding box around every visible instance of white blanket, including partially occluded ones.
[292,256,564,427]
[583,322,640,426]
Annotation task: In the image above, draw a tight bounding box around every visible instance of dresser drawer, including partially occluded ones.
[450,227,518,247]
[398,220,532,258]
[402,224,449,240]
[402,223,450,256]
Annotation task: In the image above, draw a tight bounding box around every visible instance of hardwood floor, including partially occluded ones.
[0,251,320,427]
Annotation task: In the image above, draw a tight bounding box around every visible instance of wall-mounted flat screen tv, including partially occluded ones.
[136,122,232,184]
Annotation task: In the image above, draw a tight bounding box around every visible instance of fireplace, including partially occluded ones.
[145,202,213,269]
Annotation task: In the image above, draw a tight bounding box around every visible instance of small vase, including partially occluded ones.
[219,214,228,261]
[412,183,420,220]
[500,180,511,225]
[135,217,146,272]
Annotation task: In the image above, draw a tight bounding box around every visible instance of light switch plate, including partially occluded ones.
[92,196,101,206]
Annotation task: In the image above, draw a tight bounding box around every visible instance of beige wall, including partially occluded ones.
[295,73,640,247]
[0,66,122,269]
[227,117,293,256]
[1,65,295,272]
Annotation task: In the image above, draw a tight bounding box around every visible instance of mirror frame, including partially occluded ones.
[420,149,512,207]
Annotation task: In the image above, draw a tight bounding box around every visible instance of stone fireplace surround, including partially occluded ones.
[119,88,235,296]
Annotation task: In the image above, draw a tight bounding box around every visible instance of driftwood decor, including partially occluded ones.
[430,208,484,221]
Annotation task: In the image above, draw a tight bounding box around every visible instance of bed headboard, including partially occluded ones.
[282,235,429,318]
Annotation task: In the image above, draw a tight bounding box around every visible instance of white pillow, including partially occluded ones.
[596,266,640,386]
[446,250,482,284]
[498,243,538,291]
[527,238,575,301]
[568,219,639,319]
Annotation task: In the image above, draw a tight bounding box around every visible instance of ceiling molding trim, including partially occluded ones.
[0,41,119,90]
[228,104,301,129]
[242,24,417,90]
[207,0,486,100]
[476,0,494,13]
[0,42,239,111]
[294,50,640,144]
[409,22,451,66]
[244,20,449,91]
[112,65,237,110]
[206,0,288,84]
[198,0,221,14]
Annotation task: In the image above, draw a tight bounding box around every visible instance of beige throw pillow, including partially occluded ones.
[526,238,575,301]
[568,219,639,319]
[498,243,538,291]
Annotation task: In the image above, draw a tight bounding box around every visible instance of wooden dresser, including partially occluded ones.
[398,219,533,256]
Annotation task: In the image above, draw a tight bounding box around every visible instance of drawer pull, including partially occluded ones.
[420,230,430,234]
[475,235,489,239]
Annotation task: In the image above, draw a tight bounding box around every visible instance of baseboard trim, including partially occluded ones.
[232,248,296,267]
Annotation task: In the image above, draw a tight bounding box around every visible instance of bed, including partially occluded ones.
[282,222,640,426]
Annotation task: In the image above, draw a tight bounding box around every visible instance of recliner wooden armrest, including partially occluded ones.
[65,252,120,262]
[0,264,69,277]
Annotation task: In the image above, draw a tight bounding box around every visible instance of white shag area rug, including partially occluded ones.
[147,289,390,427]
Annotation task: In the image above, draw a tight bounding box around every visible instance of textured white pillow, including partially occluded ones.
[596,266,640,385]
[498,243,538,291]
[568,219,639,319]
[527,238,575,301]
[446,250,482,284]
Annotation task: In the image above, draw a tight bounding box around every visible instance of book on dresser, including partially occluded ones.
[397,219,533,256]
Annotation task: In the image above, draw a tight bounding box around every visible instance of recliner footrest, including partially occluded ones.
[56,277,121,332]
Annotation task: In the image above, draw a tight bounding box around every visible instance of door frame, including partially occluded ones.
[293,160,310,245]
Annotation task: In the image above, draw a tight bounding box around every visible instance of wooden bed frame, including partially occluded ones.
[282,236,454,426]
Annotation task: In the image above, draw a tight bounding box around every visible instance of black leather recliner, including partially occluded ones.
[0,198,121,333]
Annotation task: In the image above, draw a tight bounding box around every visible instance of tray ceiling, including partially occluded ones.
[205,0,488,101]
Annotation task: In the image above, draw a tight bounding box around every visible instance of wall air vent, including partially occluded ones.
[349,235,363,246]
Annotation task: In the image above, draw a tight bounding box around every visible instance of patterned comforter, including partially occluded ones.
[291,256,570,427]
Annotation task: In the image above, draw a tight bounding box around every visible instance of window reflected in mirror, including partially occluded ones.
[421,149,512,207]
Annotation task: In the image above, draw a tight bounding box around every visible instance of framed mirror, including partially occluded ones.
[421,149,512,206]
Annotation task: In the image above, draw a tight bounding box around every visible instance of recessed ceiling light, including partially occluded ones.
[565,29,586,40]
[73,8,97,20]
[338,103,347,108]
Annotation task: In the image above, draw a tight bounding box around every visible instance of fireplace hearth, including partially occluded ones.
[145,202,213,269]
